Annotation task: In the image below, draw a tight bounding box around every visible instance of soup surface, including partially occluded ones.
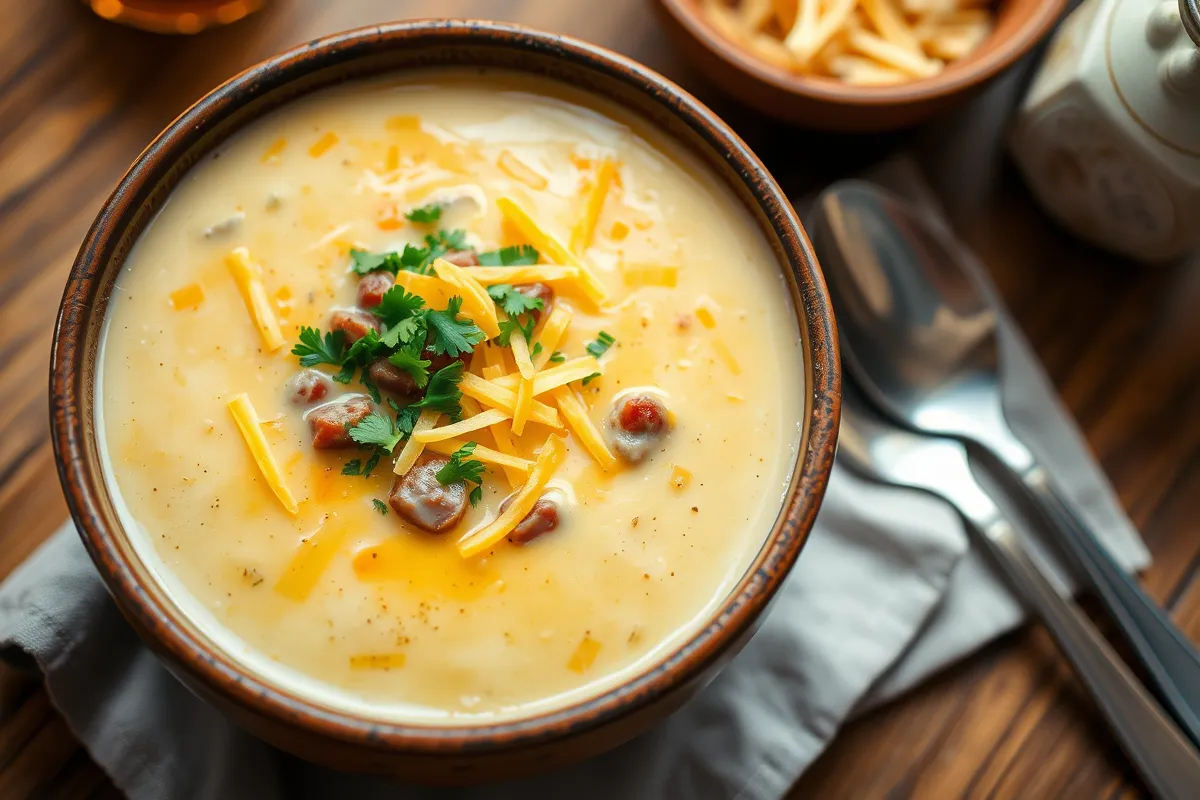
[100,72,804,722]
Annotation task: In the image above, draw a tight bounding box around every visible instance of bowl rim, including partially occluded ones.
[656,0,1069,106]
[50,19,840,755]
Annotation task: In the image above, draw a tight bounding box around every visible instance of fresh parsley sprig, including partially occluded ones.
[349,229,470,277]
[426,297,486,358]
[349,412,404,453]
[477,244,539,266]
[411,361,465,421]
[436,441,485,506]
[487,284,544,317]
[404,203,443,224]
[291,327,346,368]
[496,315,535,347]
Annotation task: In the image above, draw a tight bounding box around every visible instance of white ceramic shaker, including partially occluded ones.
[1009,0,1200,262]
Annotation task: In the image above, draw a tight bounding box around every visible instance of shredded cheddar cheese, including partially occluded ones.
[457,434,566,558]
[493,356,601,395]
[509,332,536,380]
[274,516,346,601]
[463,266,581,285]
[426,439,533,473]
[349,653,407,670]
[226,248,285,352]
[496,196,607,305]
[712,338,743,375]
[260,137,287,163]
[431,258,502,339]
[512,377,534,436]
[414,409,511,443]
[393,270,455,308]
[459,373,561,428]
[570,159,617,254]
[227,394,297,515]
[308,131,339,158]
[531,305,573,370]
[566,634,602,673]
[168,282,205,311]
[669,464,692,490]
[484,421,527,488]
[622,264,679,288]
[497,150,548,190]
[393,409,440,475]
[551,386,617,471]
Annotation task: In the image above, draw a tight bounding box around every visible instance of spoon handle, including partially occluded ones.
[975,514,1200,800]
[1023,464,1200,749]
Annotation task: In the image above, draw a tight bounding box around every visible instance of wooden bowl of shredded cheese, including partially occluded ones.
[654,0,1067,131]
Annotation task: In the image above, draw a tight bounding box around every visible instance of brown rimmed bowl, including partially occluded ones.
[50,19,840,783]
[653,0,1069,132]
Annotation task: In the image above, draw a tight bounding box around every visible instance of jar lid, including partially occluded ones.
[1107,0,1200,157]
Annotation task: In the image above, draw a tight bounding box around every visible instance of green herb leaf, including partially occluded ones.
[395,405,422,439]
[435,441,486,498]
[372,498,389,515]
[432,229,468,252]
[380,316,425,349]
[388,341,432,389]
[496,315,535,347]
[531,342,543,359]
[362,449,383,478]
[426,297,486,357]
[581,371,602,386]
[360,371,382,404]
[332,362,356,384]
[373,286,426,329]
[291,326,346,368]
[349,249,395,276]
[549,350,566,364]
[486,284,544,317]
[477,244,539,266]
[342,459,364,476]
[586,331,616,359]
[386,397,402,413]
[469,485,483,507]
[405,203,443,224]
[412,361,464,421]
[349,413,403,453]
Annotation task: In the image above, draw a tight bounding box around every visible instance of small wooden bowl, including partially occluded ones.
[653,0,1068,132]
[50,20,840,783]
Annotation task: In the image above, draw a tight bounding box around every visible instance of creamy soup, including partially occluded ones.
[99,72,804,722]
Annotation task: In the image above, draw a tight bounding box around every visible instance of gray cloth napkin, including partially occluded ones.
[0,165,1148,799]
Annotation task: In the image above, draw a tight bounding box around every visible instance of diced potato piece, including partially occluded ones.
[669,464,692,490]
[566,634,602,673]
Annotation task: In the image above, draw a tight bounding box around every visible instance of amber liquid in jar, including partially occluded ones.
[87,0,262,34]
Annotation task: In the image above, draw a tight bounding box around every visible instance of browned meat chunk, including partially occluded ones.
[287,369,332,406]
[500,494,560,545]
[441,249,480,267]
[515,282,554,321]
[607,394,669,464]
[356,271,394,309]
[330,309,381,344]
[367,358,421,400]
[307,396,373,449]
[389,453,467,534]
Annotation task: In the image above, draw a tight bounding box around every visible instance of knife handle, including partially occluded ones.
[1022,464,1200,750]
[975,514,1200,800]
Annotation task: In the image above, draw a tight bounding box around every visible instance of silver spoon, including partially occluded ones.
[838,381,1200,799]
[809,180,1200,749]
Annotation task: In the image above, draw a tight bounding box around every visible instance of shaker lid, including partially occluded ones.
[1108,0,1200,157]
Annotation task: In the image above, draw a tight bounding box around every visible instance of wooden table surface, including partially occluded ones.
[1,1,1197,797]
